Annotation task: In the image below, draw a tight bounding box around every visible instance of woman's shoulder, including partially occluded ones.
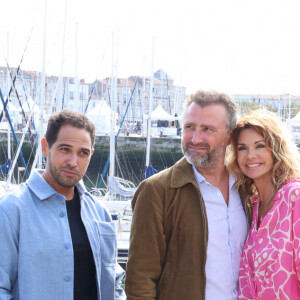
[282,179,300,190]
[277,179,300,202]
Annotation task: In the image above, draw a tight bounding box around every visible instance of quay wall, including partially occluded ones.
[0,132,183,187]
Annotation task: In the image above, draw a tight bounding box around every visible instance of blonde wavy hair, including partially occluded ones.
[227,109,300,197]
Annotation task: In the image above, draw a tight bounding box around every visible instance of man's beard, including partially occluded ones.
[181,142,226,169]
[48,155,82,188]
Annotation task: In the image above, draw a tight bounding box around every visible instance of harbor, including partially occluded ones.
[0,131,183,187]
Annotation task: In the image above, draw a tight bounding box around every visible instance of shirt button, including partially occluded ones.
[59,212,65,218]
[64,275,71,282]
[65,243,71,249]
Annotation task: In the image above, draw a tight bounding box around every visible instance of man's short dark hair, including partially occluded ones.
[45,110,95,148]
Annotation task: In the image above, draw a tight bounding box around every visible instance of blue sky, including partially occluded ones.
[1,0,300,95]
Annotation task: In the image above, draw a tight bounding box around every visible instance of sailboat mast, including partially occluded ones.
[141,76,145,125]
[38,0,47,169]
[145,38,155,167]
[6,32,11,162]
[288,93,292,119]
[74,22,80,112]
[109,32,116,178]
[47,0,67,114]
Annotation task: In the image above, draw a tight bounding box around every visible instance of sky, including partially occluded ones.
[1,0,300,95]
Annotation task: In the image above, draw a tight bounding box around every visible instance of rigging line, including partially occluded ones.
[119,149,132,182]
[160,149,168,170]
[115,152,125,180]
[94,173,101,189]
[0,27,34,123]
[89,142,107,189]
[84,80,97,114]
[131,136,146,182]
[169,149,177,165]
[97,76,139,188]
[0,88,29,178]
[124,143,140,183]
[122,150,131,180]
[119,144,133,183]
[6,63,35,139]
[84,38,110,115]
[0,67,20,123]
[95,150,106,188]
[19,75,39,146]
[136,140,147,182]
[3,66,37,154]
[166,74,172,114]
[83,173,95,186]
[117,149,126,178]
[125,149,136,183]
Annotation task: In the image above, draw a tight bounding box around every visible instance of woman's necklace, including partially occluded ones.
[258,194,276,225]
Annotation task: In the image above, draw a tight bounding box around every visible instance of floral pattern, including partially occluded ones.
[238,180,300,300]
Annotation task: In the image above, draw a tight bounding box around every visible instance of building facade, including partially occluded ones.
[0,67,186,123]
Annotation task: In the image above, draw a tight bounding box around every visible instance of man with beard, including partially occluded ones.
[0,110,125,300]
[125,90,249,300]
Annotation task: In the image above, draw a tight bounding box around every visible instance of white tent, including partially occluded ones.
[0,101,19,112]
[22,96,40,114]
[86,101,118,134]
[286,110,300,140]
[0,102,22,127]
[286,110,300,125]
[22,96,48,130]
[142,105,181,137]
[150,104,175,120]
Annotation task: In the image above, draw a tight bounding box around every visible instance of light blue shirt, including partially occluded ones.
[0,169,125,300]
[193,166,247,300]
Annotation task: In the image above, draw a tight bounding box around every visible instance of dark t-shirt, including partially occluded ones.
[66,188,97,300]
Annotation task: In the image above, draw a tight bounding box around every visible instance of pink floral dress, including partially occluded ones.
[238,180,300,300]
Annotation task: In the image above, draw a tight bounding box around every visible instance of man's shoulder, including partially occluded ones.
[0,183,29,216]
[140,157,193,188]
[0,182,28,202]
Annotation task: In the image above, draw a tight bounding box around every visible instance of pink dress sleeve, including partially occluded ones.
[292,184,300,281]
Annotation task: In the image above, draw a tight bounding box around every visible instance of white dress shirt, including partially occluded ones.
[193,166,248,300]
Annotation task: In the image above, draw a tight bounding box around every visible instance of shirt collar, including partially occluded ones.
[26,169,88,201]
[192,165,236,190]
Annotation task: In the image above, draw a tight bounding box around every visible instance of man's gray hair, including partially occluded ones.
[183,90,238,131]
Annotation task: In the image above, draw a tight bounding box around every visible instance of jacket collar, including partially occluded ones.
[27,169,89,201]
[171,157,198,188]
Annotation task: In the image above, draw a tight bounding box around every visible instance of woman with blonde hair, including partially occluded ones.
[227,109,300,299]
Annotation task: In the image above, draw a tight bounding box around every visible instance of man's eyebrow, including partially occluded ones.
[57,143,91,153]
[80,147,91,153]
[184,121,210,126]
[184,122,216,129]
[57,143,72,148]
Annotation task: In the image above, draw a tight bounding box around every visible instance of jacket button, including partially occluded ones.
[59,212,65,218]
[64,275,71,282]
[65,243,71,249]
